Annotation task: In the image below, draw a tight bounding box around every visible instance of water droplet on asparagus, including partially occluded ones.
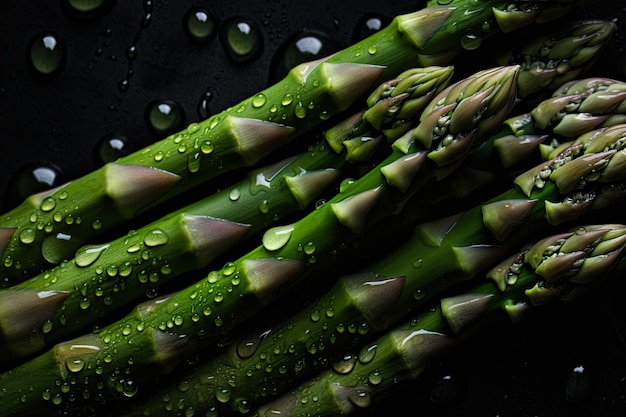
[143,229,168,247]
[460,34,481,50]
[75,244,109,267]
[262,224,295,251]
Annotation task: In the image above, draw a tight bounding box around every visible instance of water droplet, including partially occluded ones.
[460,34,481,50]
[262,224,295,251]
[18,228,36,244]
[3,162,65,211]
[269,30,340,83]
[358,344,377,364]
[428,369,467,404]
[303,241,316,255]
[413,289,426,300]
[184,7,217,43]
[144,228,169,247]
[94,134,133,166]
[215,387,232,403]
[412,259,423,269]
[60,0,114,18]
[294,102,307,119]
[75,244,109,267]
[237,337,261,358]
[222,262,236,276]
[29,32,66,75]
[333,354,357,374]
[348,389,372,408]
[352,13,390,42]
[219,18,263,64]
[66,358,86,373]
[564,359,596,403]
[79,297,90,309]
[200,140,214,154]
[229,187,241,201]
[281,94,293,107]
[251,93,267,108]
[145,100,185,137]
[258,200,270,214]
[198,90,213,119]
[368,369,383,385]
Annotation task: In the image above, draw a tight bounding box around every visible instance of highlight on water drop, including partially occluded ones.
[352,13,390,42]
[183,7,218,44]
[269,30,340,83]
[219,17,263,64]
[93,134,133,166]
[28,32,66,75]
[145,99,186,137]
[3,162,65,211]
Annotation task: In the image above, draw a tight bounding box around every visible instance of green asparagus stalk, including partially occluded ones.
[0,0,565,284]
[253,223,626,416]
[493,19,617,98]
[115,121,626,417]
[0,65,521,417]
[0,66,455,363]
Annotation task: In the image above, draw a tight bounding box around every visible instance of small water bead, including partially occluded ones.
[460,34,481,51]
[251,93,267,108]
[94,134,133,166]
[333,354,357,374]
[220,18,263,64]
[144,228,169,247]
[79,297,90,309]
[18,228,36,244]
[197,90,213,120]
[269,30,340,83]
[413,289,426,300]
[184,7,217,44]
[145,100,186,137]
[29,32,66,75]
[368,370,383,385]
[229,187,241,201]
[564,360,596,403]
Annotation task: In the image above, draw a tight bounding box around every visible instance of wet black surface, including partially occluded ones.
[1,1,625,416]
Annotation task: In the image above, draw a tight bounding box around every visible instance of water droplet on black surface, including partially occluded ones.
[352,13,390,42]
[28,32,66,75]
[145,99,185,137]
[3,162,65,211]
[219,17,263,64]
[269,30,340,83]
[184,7,217,44]
[94,134,133,165]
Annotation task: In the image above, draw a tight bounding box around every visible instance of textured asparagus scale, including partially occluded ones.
[253,223,626,417]
[0,65,520,417]
[493,19,617,98]
[117,122,626,417]
[0,0,556,284]
[0,66,455,364]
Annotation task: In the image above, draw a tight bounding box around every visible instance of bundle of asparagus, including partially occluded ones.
[0,0,578,283]
[1,1,624,416]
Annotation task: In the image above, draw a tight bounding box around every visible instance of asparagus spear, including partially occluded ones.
[253,223,626,417]
[0,66,455,363]
[493,19,617,98]
[0,0,564,284]
[0,65,521,417]
[115,121,626,417]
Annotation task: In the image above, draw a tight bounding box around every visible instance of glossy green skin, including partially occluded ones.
[0,140,349,361]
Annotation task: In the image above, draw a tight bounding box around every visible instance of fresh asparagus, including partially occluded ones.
[0,65,521,417]
[0,0,566,284]
[253,223,626,417]
[493,19,617,98]
[114,122,626,417]
[0,66,455,363]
